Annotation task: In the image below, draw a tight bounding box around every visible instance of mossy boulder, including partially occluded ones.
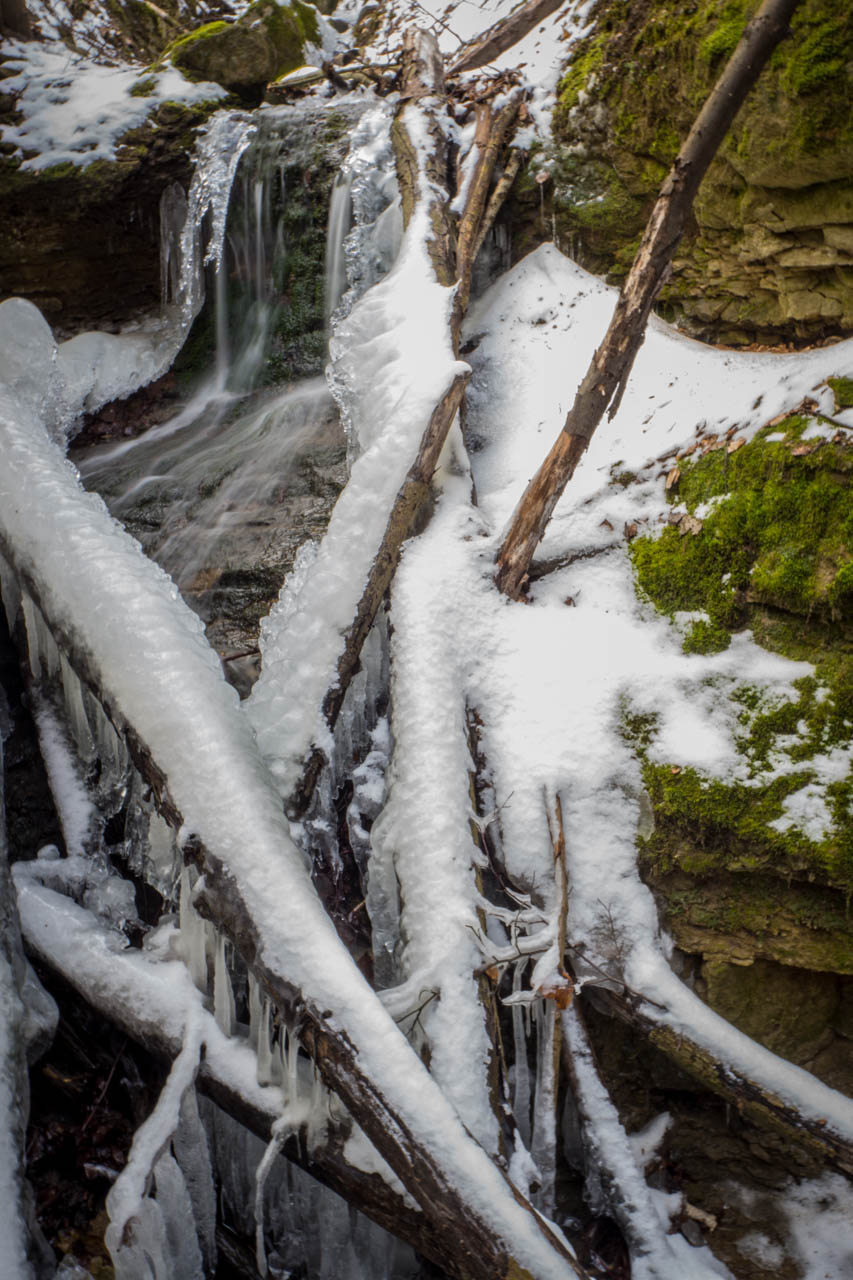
[545,0,853,345]
[169,1,320,101]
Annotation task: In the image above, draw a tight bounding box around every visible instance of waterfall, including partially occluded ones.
[77,103,367,604]
[324,170,353,326]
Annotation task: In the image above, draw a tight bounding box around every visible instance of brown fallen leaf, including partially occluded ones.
[624,521,638,540]
[791,443,813,456]
[665,467,681,490]
[727,436,746,454]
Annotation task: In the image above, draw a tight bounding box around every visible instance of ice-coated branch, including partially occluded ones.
[253,31,523,818]
[0,391,588,1280]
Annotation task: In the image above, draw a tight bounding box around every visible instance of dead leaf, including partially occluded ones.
[679,514,703,536]
[485,965,499,984]
[665,467,681,490]
[624,522,638,540]
[791,443,813,456]
[727,436,746,454]
[670,766,682,775]
[599,518,614,531]
[539,983,573,1010]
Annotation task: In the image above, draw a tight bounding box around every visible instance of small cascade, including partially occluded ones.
[324,170,353,326]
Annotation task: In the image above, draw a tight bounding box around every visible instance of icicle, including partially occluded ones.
[179,865,209,993]
[146,811,179,901]
[254,1118,288,1278]
[173,1088,217,1275]
[214,932,236,1036]
[512,961,532,1147]
[0,551,20,629]
[530,999,559,1216]
[20,593,41,679]
[105,1008,204,1278]
[256,997,279,1087]
[59,653,95,760]
[248,972,263,1051]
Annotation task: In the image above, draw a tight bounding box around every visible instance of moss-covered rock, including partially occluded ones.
[546,0,853,344]
[628,416,852,890]
[168,1,319,101]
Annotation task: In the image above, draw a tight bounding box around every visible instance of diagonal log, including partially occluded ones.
[495,0,803,599]
[583,984,853,1178]
[449,0,566,76]
[0,517,587,1280]
[15,871,447,1264]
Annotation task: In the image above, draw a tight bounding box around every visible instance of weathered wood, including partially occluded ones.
[449,0,565,76]
[19,895,447,1265]
[495,0,803,599]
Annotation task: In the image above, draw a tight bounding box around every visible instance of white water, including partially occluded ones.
[76,379,338,592]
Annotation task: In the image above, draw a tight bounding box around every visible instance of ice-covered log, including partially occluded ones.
[0,388,587,1279]
[14,864,441,1258]
[585,961,853,1177]
[251,34,522,816]
[561,1005,722,1280]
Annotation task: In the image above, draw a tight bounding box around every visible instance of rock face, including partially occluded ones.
[627,413,853,1096]
[0,99,213,335]
[547,0,853,345]
[170,1,321,101]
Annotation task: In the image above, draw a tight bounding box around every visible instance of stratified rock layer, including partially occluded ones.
[547,0,853,345]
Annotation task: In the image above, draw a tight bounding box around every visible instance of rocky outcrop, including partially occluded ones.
[169,0,321,101]
[0,99,215,335]
[625,412,852,1096]
[546,0,853,345]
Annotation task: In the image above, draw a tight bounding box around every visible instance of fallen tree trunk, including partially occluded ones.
[449,0,565,76]
[289,33,522,814]
[15,871,446,1265]
[0,507,587,1280]
[495,0,803,599]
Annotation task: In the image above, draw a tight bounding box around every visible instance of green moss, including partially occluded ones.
[556,29,608,114]
[129,75,157,97]
[631,421,853,625]
[546,0,853,342]
[698,0,750,65]
[642,761,851,887]
[828,376,853,412]
[165,19,228,59]
[779,13,849,97]
[683,618,730,655]
[626,423,852,889]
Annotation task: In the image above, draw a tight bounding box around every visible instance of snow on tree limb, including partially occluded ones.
[0,387,588,1279]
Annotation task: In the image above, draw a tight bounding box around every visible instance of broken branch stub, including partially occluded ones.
[494,0,803,599]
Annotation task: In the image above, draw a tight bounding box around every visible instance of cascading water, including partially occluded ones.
[67,99,419,1280]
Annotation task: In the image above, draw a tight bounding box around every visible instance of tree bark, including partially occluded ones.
[495,0,803,599]
[16,874,450,1268]
[583,987,853,1177]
